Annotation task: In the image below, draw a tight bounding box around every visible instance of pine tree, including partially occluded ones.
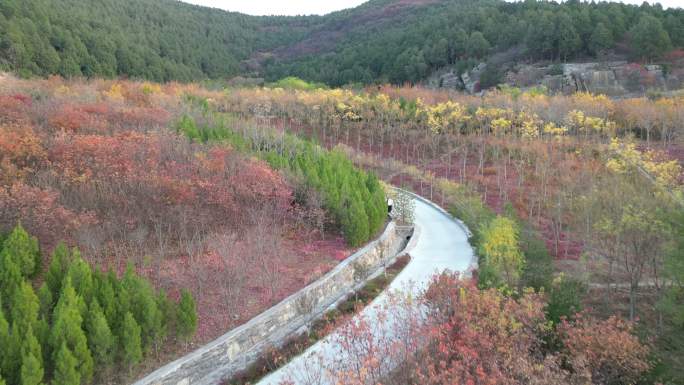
[37,283,52,319]
[94,272,117,332]
[0,223,40,278]
[86,300,114,368]
[120,312,142,372]
[344,198,369,247]
[4,323,23,385]
[53,343,80,385]
[20,326,43,385]
[34,317,50,369]
[50,278,94,384]
[466,31,491,59]
[0,252,23,303]
[66,252,93,305]
[0,302,10,382]
[555,12,581,61]
[589,22,614,56]
[630,15,672,62]
[155,290,173,349]
[176,290,197,343]
[20,353,42,385]
[122,267,162,353]
[46,242,72,299]
[11,281,40,333]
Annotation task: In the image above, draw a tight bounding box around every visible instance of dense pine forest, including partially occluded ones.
[1,0,683,85]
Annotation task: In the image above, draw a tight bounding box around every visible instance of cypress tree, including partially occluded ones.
[11,281,40,333]
[176,289,197,343]
[589,22,614,55]
[65,252,93,305]
[121,267,162,352]
[133,283,162,352]
[0,303,10,384]
[630,15,672,62]
[20,353,42,385]
[344,198,369,247]
[53,343,80,385]
[0,223,40,278]
[155,289,173,349]
[86,300,115,368]
[94,272,117,331]
[4,323,22,385]
[46,242,72,299]
[20,326,43,385]
[0,252,22,303]
[37,283,52,319]
[121,312,142,372]
[50,278,94,384]
[34,317,50,370]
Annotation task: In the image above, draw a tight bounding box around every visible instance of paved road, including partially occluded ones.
[257,196,475,385]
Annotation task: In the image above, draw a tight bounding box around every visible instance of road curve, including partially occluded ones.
[257,195,476,385]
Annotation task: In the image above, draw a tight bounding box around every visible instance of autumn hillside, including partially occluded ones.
[0,75,389,383]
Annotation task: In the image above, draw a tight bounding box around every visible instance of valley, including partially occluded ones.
[1,0,683,384]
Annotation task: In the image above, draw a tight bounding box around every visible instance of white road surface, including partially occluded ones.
[256,196,476,385]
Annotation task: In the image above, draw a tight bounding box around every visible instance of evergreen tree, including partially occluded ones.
[50,278,94,385]
[0,303,10,382]
[120,312,142,372]
[65,252,94,305]
[86,300,115,368]
[34,317,50,370]
[94,271,117,333]
[630,15,672,62]
[4,323,22,385]
[0,223,40,278]
[11,281,39,333]
[589,22,614,56]
[344,198,370,247]
[0,250,23,302]
[448,28,468,61]
[155,290,173,349]
[176,290,197,343]
[20,326,43,385]
[466,31,491,59]
[555,12,581,61]
[37,283,52,319]
[53,343,80,385]
[45,242,72,300]
[526,11,556,59]
[20,352,42,385]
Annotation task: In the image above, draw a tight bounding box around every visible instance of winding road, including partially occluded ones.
[257,195,476,385]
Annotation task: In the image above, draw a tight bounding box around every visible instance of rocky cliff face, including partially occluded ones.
[536,62,683,97]
[430,61,684,97]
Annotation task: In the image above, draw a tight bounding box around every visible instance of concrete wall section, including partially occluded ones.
[134,221,410,385]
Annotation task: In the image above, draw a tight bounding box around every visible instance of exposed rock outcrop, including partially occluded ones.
[429,60,684,98]
[512,61,684,97]
[427,63,486,93]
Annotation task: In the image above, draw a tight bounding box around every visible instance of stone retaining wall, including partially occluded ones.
[134,221,411,385]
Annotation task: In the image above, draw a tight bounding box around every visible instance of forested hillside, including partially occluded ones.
[1,0,682,85]
[0,0,317,81]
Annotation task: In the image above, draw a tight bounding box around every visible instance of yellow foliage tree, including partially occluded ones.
[478,216,524,287]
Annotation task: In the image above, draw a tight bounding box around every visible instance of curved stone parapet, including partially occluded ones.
[134,220,412,385]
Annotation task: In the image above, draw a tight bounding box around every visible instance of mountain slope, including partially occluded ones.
[0,0,682,85]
